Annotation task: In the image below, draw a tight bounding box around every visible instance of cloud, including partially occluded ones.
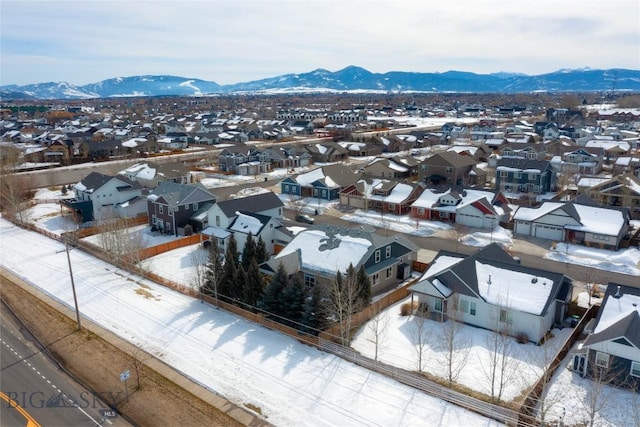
[1,0,638,86]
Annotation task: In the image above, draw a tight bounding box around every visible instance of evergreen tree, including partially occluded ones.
[356,265,372,307]
[243,258,265,310]
[241,232,256,270]
[235,266,247,304]
[255,236,269,264]
[259,262,289,316]
[219,234,240,303]
[301,280,330,334]
[280,272,306,327]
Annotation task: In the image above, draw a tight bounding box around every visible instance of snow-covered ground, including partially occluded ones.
[0,218,500,427]
[11,185,640,426]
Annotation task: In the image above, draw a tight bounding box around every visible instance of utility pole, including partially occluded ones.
[61,203,82,331]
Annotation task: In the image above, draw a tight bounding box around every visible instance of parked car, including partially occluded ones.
[295,214,315,224]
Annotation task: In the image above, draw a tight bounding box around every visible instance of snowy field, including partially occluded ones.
[10,185,640,426]
[0,218,499,427]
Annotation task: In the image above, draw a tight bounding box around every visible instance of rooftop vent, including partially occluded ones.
[614,286,622,299]
[487,274,492,285]
[531,278,538,284]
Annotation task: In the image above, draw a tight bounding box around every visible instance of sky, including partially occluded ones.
[1,0,639,86]
[8,187,640,426]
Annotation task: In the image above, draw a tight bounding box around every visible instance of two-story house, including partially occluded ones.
[583,174,640,220]
[280,164,362,201]
[418,151,486,187]
[203,191,287,253]
[495,158,556,196]
[65,172,145,222]
[218,145,271,175]
[147,182,217,235]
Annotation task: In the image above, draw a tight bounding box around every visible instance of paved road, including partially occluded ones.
[0,303,129,427]
[292,207,640,288]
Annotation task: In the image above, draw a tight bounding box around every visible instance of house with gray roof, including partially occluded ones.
[571,284,640,390]
[203,191,288,254]
[261,224,418,295]
[65,171,145,222]
[146,181,216,235]
[408,243,573,343]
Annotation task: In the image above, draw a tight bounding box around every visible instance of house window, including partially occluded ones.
[304,273,315,288]
[169,207,173,216]
[631,361,640,378]
[500,171,507,179]
[595,351,609,368]
[514,171,522,179]
[386,267,393,278]
[499,309,512,324]
[284,184,289,192]
[385,245,391,258]
[193,203,198,210]
[215,216,220,227]
[434,299,443,312]
[528,173,536,181]
[446,167,453,174]
[388,203,395,211]
[159,205,164,214]
[459,299,476,316]
[372,273,379,286]
[374,250,381,263]
[421,165,428,171]
[322,190,327,198]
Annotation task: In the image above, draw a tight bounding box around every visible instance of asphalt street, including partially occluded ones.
[295,207,640,289]
[0,302,128,427]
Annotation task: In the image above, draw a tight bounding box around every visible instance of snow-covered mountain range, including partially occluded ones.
[2,66,638,100]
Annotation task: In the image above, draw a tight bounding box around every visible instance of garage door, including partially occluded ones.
[534,224,563,240]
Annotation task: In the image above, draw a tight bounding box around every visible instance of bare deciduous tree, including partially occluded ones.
[579,364,621,427]
[435,296,471,383]
[189,246,209,299]
[367,302,389,362]
[130,344,152,391]
[481,302,520,402]
[96,217,148,269]
[324,268,361,346]
[410,311,432,372]
[0,150,33,222]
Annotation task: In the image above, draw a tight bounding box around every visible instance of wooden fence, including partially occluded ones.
[518,304,599,424]
[136,234,207,260]
[11,216,545,426]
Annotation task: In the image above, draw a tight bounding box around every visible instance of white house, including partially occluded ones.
[513,196,630,250]
[67,172,145,222]
[409,243,573,344]
[203,191,287,254]
[571,284,640,391]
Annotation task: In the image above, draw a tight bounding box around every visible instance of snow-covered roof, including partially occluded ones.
[564,204,625,236]
[275,228,372,276]
[513,202,564,222]
[593,289,640,334]
[229,211,265,235]
[369,183,414,204]
[475,261,554,315]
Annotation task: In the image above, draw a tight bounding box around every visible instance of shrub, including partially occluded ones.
[516,332,529,344]
[400,301,418,316]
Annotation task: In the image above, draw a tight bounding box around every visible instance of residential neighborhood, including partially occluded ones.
[2,92,640,427]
